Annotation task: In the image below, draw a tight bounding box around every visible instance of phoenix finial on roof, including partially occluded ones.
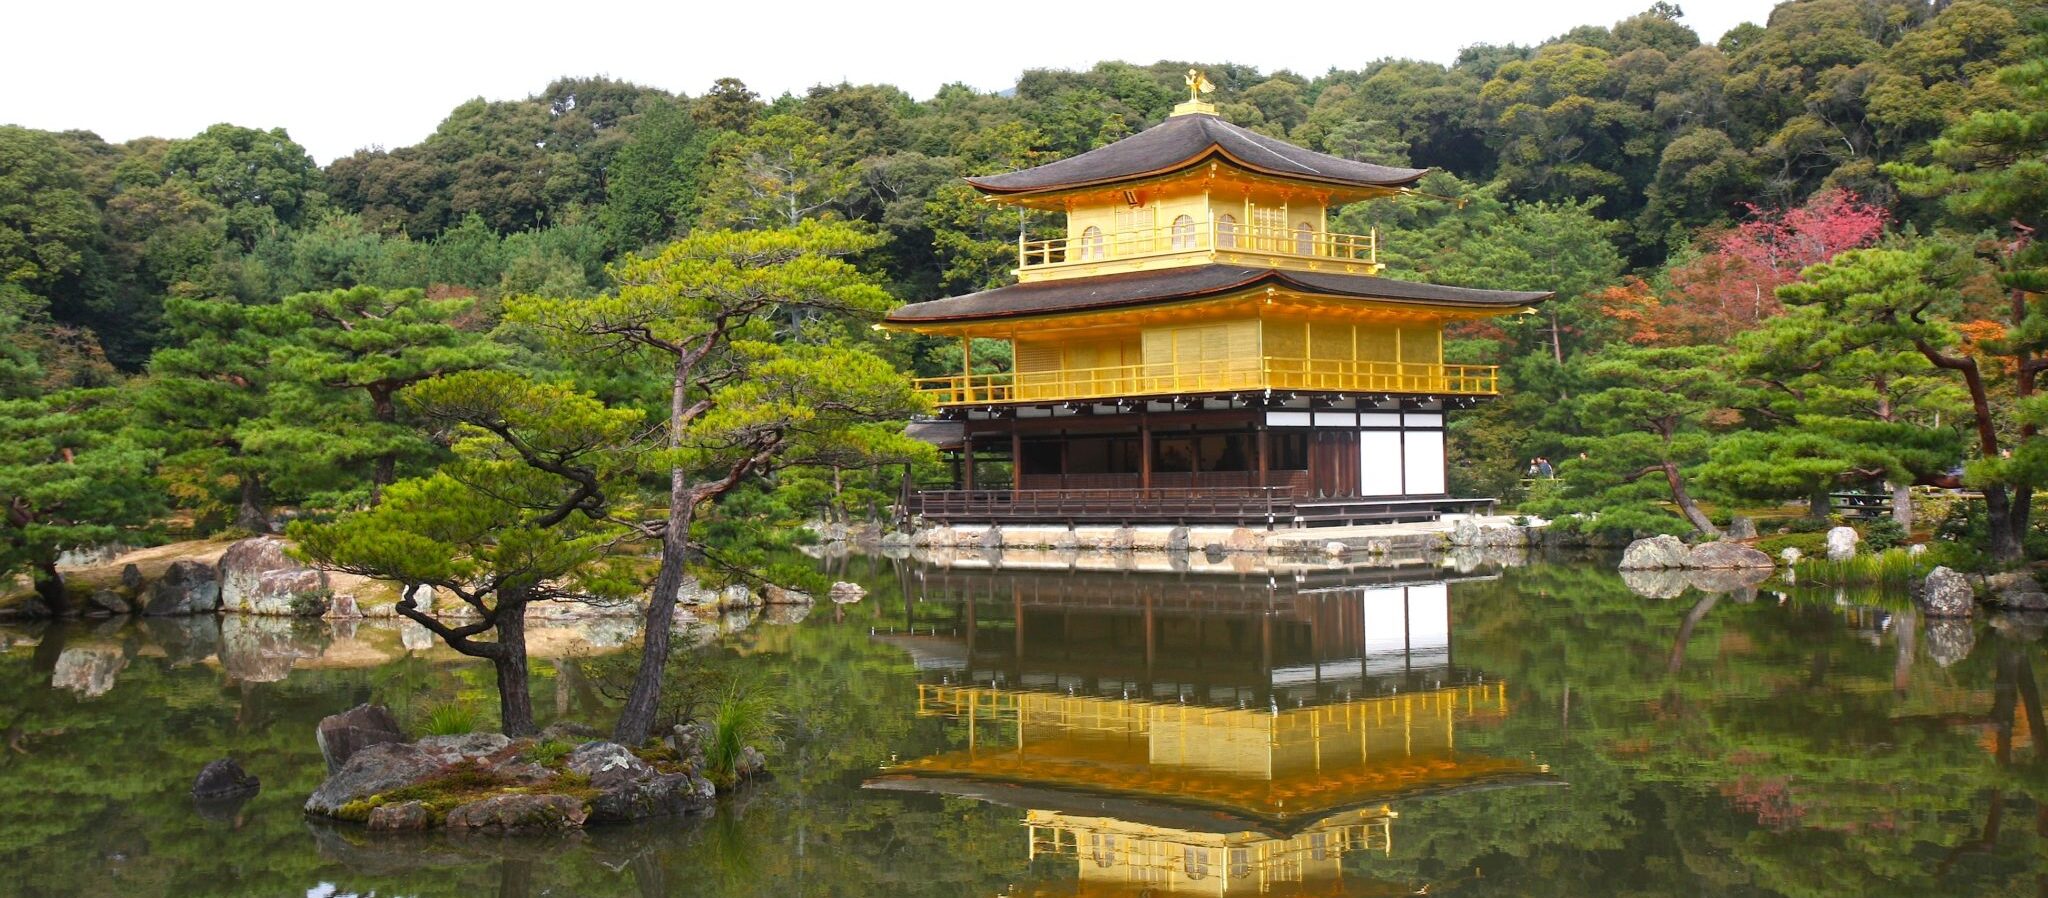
[1185,69,1214,104]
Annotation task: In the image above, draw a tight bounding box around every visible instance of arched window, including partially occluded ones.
[1079,225,1105,261]
[1170,214,1197,249]
[1184,847,1212,880]
[1229,848,1251,879]
[1295,222,1315,255]
[1215,214,1237,249]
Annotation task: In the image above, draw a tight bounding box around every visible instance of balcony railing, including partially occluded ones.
[1020,220,1377,273]
[913,358,1498,406]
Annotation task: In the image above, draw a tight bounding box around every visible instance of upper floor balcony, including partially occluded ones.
[1016,218,1381,283]
[914,356,1498,407]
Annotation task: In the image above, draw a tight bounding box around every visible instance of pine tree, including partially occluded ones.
[0,387,159,612]
[258,285,507,499]
[508,221,928,745]
[290,371,640,735]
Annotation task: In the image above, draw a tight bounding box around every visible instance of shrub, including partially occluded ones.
[1861,517,1907,551]
[1783,516,1833,534]
[1756,531,1828,558]
[419,702,482,736]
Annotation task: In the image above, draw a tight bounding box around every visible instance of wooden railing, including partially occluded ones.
[911,486,1298,525]
[906,489,1494,526]
[913,358,1499,406]
[1021,220,1377,272]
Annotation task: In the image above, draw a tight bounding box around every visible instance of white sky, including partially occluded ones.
[7,0,1782,164]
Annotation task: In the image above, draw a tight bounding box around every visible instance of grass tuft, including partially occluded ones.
[418,702,483,737]
[706,681,778,786]
[1790,547,1929,587]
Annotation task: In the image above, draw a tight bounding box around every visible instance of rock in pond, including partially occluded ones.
[734,745,768,780]
[444,794,588,831]
[1918,566,1975,619]
[192,758,261,799]
[1685,541,1773,570]
[761,585,812,605]
[1986,571,2048,611]
[587,771,715,823]
[1825,526,1860,562]
[565,741,653,787]
[367,800,434,832]
[1619,535,1689,571]
[219,536,331,616]
[83,589,131,617]
[828,581,866,604]
[144,559,222,616]
[414,733,513,766]
[317,704,406,775]
[305,742,448,816]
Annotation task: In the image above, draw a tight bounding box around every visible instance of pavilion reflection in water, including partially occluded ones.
[867,563,1555,896]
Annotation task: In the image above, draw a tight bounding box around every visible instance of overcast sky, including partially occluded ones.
[7,0,1782,164]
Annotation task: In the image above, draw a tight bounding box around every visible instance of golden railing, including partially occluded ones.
[1021,220,1377,272]
[913,358,1499,405]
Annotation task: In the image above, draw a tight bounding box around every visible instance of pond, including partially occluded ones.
[1,549,2043,897]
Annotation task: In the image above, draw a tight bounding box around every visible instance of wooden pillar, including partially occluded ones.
[962,432,976,491]
[1010,418,1023,492]
[1306,428,1320,497]
[1140,409,1153,492]
[1256,425,1270,488]
[960,335,974,402]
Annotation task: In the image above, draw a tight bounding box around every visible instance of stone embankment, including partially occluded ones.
[4,535,866,632]
[302,703,765,833]
[827,515,1545,562]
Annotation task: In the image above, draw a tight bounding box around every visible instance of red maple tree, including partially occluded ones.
[1658,190,1890,344]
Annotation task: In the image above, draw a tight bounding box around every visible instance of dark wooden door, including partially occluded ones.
[1308,429,1359,497]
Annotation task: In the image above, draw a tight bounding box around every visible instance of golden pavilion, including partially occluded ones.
[866,564,1557,896]
[885,72,1551,527]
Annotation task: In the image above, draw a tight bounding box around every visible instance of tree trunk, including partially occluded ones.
[1987,484,2024,566]
[1664,461,1720,537]
[614,358,696,746]
[491,594,537,737]
[1808,486,1832,519]
[236,473,270,534]
[32,557,66,616]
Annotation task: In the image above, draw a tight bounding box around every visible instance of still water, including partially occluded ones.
[1,550,2043,897]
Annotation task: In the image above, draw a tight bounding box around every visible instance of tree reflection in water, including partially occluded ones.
[1,554,2047,896]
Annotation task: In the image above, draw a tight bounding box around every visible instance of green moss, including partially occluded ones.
[335,761,603,826]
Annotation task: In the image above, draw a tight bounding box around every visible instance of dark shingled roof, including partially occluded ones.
[886,265,1552,325]
[966,113,1428,195]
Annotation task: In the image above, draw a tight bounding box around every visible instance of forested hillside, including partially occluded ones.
[4,0,2046,570]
